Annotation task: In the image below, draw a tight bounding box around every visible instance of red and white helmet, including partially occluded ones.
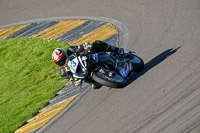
[52,48,67,66]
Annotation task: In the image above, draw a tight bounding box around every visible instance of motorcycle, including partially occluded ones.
[69,50,144,89]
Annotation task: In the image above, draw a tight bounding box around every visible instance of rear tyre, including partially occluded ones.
[92,71,126,88]
[131,55,144,73]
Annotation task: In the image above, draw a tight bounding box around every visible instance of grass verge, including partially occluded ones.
[0,37,69,133]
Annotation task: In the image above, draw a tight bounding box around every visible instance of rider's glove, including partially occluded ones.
[82,42,92,52]
[117,48,124,55]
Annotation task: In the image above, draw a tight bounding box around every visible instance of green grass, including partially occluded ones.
[0,37,69,133]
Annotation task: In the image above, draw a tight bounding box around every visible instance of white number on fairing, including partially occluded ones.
[70,58,79,73]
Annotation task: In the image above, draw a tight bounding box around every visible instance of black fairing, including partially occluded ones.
[96,53,115,68]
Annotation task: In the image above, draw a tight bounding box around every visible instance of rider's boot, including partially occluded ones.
[107,44,124,55]
[92,40,124,55]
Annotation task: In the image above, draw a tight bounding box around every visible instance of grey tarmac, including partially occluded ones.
[1,0,200,133]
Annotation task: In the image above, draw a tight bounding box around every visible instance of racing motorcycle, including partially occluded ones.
[69,50,144,89]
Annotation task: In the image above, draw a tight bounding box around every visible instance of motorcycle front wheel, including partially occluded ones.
[92,70,126,88]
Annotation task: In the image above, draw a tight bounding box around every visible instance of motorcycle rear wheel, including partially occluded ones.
[131,55,144,72]
[92,71,126,88]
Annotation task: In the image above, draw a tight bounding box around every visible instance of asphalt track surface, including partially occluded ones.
[1,0,200,133]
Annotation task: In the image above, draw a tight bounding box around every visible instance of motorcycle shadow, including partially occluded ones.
[124,46,182,88]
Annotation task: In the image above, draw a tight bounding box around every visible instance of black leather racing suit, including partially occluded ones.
[59,40,121,79]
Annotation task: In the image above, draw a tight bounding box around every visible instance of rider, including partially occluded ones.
[52,40,124,88]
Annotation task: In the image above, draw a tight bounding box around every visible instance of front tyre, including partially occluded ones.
[92,71,126,88]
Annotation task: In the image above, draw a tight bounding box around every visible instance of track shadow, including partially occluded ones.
[125,46,182,87]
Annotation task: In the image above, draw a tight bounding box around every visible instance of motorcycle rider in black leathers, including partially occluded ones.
[52,40,124,89]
